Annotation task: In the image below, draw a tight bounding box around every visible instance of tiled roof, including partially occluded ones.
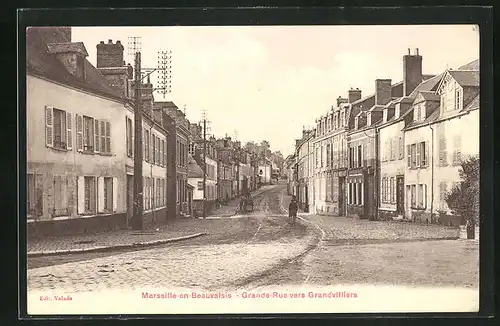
[449,70,480,87]
[458,59,479,70]
[418,91,440,101]
[408,73,443,98]
[27,28,125,102]
[46,42,89,56]
[463,94,479,112]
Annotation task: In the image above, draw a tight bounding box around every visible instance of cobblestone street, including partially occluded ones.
[28,184,478,299]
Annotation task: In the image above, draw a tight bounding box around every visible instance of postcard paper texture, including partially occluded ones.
[26,25,480,315]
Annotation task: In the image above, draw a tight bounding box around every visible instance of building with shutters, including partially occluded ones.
[295,129,314,212]
[154,101,191,217]
[403,60,479,223]
[377,49,440,221]
[26,27,169,237]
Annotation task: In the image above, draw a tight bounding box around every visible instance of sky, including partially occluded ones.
[72,25,479,156]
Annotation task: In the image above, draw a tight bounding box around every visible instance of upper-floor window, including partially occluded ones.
[126,117,133,158]
[455,89,462,111]
[75,114,111,155]
[45,106,72,151]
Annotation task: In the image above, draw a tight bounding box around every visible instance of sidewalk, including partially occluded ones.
[208,186,273,217]
[27,218,208,257]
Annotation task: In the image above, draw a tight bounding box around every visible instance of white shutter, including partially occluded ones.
[77,176,85,214]
[112,177,118,212]
[94,119,100,153]
[106,121,111,153]
[45,106,53,147]
[66,112,72,150]
[416,143,421,168]
[76,114,83,152]
[97,177,104,213]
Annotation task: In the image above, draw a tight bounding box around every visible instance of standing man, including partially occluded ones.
[288,195,298,226]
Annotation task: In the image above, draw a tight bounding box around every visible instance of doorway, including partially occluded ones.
[126,175,134,220]
[396,176,405,215]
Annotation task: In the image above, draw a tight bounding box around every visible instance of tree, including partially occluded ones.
[444,156,479,239]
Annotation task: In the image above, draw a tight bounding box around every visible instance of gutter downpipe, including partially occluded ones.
[374,126,380,221]
[429,124,435,223]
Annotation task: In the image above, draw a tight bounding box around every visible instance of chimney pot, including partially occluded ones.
[116,40,121,44]
[100,41,104,44]
[416,48,419,55]
[108,39,112,43]
[408,48,410,55]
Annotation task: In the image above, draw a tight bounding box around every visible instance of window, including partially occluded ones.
[84,176,96,214]
[163,140,167,167]
[98,120,111,154]
[455,89,461,110]
[156,178,161,207]
[411,185,416,208]
[28,173,43,217]
[414,105,421,121]
[145,129,150,162]
[45,107,72,151]
[152,135,156,164]
[453,134,462,165]
[418,184,424,208]
[82,116,94,152]
[197,181,203,191]
[410,144,417,168]
[126,117,133,157]
[420,142,427,166]
[53,175,69,216]
[438,124,447,166]
[391,138,397,160]
[52,108,67,149]
[326,144,331,167]
[320,145,324,167]
[390,177,396,204]
[357,145,362,167]
[399,137,404,160]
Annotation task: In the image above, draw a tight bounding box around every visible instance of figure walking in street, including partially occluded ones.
[288,195,298,226]
[239,195,246,212]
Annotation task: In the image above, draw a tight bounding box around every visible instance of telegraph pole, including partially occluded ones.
[132,50,144,230]
[128,35,171,230]
[202,118,207,219]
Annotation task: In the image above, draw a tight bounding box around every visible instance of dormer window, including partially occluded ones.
[455,89,462,110]
[394,104,401,119]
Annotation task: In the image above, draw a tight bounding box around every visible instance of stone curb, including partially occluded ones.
[28,232,207,258]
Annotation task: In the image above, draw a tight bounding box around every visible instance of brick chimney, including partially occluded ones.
[97,39,124,68]
[375,79,392,105]
[96,39,129,97]
[403,48,423,96]
[348,88,362,103]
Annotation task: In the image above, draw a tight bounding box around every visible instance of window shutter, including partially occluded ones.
[416,143,421,168]
[150,132,154,162]
[424,141,429,167]
[407,145,411,167]
[45,106,54,147]
[97,177,104,212]
[94,119,100,153]
[112,177,118,212]
[106,121,111,153]
[143,129,146,161]
[77,176,85,214]
[75,115,83,152]
[100,121,106,153]
[65,112,72,150]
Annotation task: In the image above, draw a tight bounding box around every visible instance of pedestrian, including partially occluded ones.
[240,196,245,212]
[288,195,298,226]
